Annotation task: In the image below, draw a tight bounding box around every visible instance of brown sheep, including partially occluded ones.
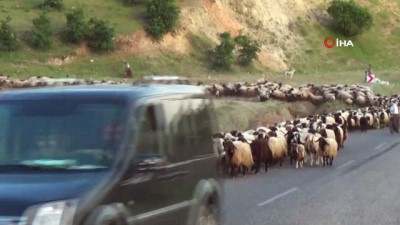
[250,134,273,173]
[223,139,254,178]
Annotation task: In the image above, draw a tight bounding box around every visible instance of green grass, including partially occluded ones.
[213,99,361,131]
[0,0,399,97]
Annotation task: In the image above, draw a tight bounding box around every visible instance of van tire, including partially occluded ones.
[195,204,219,225]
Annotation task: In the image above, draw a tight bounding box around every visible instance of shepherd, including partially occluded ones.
[125,62,132,78]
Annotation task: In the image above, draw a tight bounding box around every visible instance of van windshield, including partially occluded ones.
[0,98,127,171]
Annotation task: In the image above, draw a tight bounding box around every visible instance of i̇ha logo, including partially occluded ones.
[324,37,354,48]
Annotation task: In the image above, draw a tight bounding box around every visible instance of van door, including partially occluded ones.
[121,103,190,225]
[157,98,198,224]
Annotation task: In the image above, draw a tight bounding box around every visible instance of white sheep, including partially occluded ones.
[316,137,338,167]
[305,133,322,166]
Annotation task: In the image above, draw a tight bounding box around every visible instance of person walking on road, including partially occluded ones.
[390,99,399,133]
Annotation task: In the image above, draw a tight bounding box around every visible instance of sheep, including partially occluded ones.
[290,143,306,169]
[331,123,344,150]
[223,139,254,178]
[320,127,335,139]
[365,112,374,128]
[379,111,389,128]
[305,133,322,166]
[250,134,273,173]
[355,96,367,106]
[267,135,288,167]
[359,115,369,132]
[322,115,336,125]
[258,89,271,102]
[316,137,338,167]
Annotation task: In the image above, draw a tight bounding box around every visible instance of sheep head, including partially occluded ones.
[316,137,329,152]
[223,140,236,158]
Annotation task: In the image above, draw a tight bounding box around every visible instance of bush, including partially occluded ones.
[234,35,261,66]
[212,32,236,70]
[122,0,145,5]
[86,18,114,52]
[63,7,87,44]
[41,0,64,11]
[144,0,180,40]
[327,0,373,36]
[29,12,52,50]
[0,16,18,52]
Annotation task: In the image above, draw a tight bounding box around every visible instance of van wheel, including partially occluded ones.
[196,204,219,225]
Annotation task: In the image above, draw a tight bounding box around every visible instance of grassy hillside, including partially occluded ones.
[0,0,399,96]
[292,0,400,74]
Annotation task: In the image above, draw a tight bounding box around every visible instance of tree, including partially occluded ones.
[212,32,236,70]
[41,0,64,11]
[86,18,114,52]
[234,35,261,66]
[29,12,52,50]
[63,7,87,44]
[144,0,180,40]
[0,16,18,52]
[327,0,373,36]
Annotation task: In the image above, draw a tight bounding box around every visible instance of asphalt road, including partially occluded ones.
[221,128,400,225]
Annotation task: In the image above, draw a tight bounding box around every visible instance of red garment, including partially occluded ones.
[125,67,132,78]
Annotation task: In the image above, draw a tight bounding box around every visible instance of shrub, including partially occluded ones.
[41,0,64,11]
[144,0,180,40]
[29,12,52,50]
[63,7,87,44]
[122,0,145,5]
[234,35,261,66]
[0,16,18,51]
[212,32,236,70]
[327,0,373,36]
[86,18,114,52]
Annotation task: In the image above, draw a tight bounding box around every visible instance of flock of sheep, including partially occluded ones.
[213,101,398,178]
[0,75,128,88]
[0,75,389,109]
[203,79,378,106]
[0,76,378,108]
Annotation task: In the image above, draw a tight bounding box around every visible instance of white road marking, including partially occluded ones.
[258,187,298,207]
[336,160,355,170]
[374,142,388,150]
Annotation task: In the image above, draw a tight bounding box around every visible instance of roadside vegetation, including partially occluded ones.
[0,0,398,96]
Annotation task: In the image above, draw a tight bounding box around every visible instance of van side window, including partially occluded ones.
[160,99,191,162]
[190,99,214,155]
[135,105,162,156]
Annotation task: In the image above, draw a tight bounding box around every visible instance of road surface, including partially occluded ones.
[222,129,400,225]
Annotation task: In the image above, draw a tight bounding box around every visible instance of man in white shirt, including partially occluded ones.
[390,99,399,133]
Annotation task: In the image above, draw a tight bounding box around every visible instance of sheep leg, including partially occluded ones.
[330,156,334,166]
[295,160,299,169]
[264,160,269,172]
[230,165,236,178]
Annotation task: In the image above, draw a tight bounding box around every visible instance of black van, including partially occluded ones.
[0,84,222,225]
